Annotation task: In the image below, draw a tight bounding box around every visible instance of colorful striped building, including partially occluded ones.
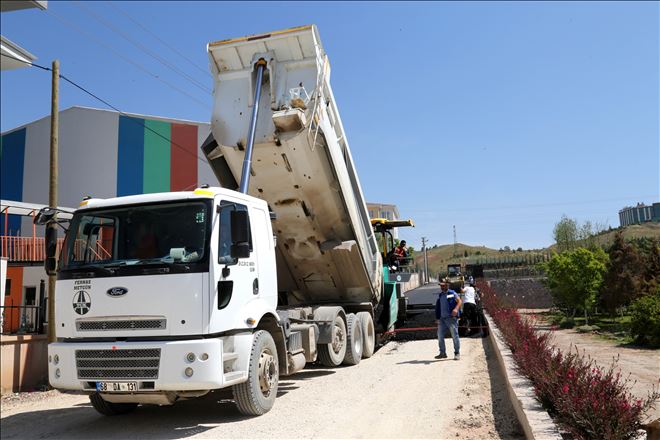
[1,106,213,234]
[0,106,213,332]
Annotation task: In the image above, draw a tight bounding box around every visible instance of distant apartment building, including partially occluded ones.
[367,202,399,221]
[367,202,401,239]
[618,202,660,227]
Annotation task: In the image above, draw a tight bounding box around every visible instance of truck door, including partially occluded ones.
[213,201,259,330]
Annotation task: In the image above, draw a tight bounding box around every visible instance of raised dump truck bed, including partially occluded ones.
[202,25,381,306]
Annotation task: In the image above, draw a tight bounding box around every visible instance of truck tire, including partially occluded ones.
[89,393,138,416]
[357,311,375,358]
[232,330,279,416]
[317,314,347,367]
[342,314,363,365]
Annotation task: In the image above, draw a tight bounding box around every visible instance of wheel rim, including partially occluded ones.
[331,324,345,354]
[258,349,277,397]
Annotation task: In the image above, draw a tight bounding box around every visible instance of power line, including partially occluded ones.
[1,53,210,167]
[74,1,211,94]
[105,1,210,77]
[44,7,211,110]
[405,194,659,214]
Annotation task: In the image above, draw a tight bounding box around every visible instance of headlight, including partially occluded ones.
[53,354,59,365]
[186,352,196,363]
[184,367,194,377]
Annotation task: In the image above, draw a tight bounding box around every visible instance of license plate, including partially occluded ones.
[96,381,138,392]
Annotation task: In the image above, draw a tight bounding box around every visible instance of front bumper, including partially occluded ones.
[48,338,237,392]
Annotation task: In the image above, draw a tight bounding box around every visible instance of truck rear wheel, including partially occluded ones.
[342,314,363,365]
[357,312,375,358]
[317,314,347,367]
[233,330,279,416]
[89,393,138,416]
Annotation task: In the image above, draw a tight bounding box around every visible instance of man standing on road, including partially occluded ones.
[435,282,462,360]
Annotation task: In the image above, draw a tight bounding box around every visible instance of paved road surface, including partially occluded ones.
[405,282,439,308]
[1,339,523,439]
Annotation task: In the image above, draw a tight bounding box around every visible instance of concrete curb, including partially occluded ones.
[484,311,563,440]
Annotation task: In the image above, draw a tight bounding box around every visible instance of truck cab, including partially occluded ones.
[47,188,293,413]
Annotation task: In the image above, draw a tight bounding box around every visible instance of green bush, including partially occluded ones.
[559,317,575,329]
[629,294,660,347]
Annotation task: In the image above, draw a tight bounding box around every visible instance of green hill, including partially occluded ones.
[413,222,660,279]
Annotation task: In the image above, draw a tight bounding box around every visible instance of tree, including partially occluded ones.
[600,232,641,313]
[553,215,578,252]
[632,237,660,297]
[642,239,660,296]
[578,220,596,249]
[544,247,609,322]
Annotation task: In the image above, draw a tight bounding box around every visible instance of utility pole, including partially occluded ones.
[421,237,429,284]
[47,60,59,343]
[453,225,457,258]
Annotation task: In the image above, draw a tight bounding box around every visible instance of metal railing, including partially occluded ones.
[0,236,112,263]
[0,236,65,263]
[1,303,46,335]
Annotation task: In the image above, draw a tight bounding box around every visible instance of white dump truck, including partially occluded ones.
[41,25,404,416]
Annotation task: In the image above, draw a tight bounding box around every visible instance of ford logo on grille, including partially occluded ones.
[107,287,128,297]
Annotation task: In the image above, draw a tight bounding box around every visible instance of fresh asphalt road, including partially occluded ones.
[405,281,440,308]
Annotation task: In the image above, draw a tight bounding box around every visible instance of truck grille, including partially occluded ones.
[75,348,161,380]
[76,319,166,331]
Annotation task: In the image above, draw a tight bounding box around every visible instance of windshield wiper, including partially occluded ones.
[136,260,191,273]
[70,264,117,276]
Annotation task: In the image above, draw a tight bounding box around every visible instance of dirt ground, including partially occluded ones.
[0,338,523,440]
[529,314,660,423]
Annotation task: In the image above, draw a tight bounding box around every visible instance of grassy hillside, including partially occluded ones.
[414,222,660,279]
[546,222,660,251]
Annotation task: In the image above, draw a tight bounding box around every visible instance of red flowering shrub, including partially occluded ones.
[478,282,658,439]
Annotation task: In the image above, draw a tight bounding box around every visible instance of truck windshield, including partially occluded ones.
[59,201,210,270]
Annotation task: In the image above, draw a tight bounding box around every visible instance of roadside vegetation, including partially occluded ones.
[480,282,659,439]
[413,221,659,281]
[542,216,660,348]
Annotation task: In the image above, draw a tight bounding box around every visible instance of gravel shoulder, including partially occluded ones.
[1,338,523,439]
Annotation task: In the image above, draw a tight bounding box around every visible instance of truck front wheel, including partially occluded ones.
[89,393,138,416]
[233,330,279,416]
[317,314,347,367]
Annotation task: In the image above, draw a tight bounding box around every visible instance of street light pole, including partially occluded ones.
[422,237,429,284]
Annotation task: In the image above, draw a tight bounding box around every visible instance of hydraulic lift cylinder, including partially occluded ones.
[239,60,266,194]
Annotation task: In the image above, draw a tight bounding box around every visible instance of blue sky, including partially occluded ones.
[1,1,658,250]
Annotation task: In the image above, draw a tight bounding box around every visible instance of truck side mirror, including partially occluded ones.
[44,225,58,275]
[230,210,250,259]
[34,207,56,225]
